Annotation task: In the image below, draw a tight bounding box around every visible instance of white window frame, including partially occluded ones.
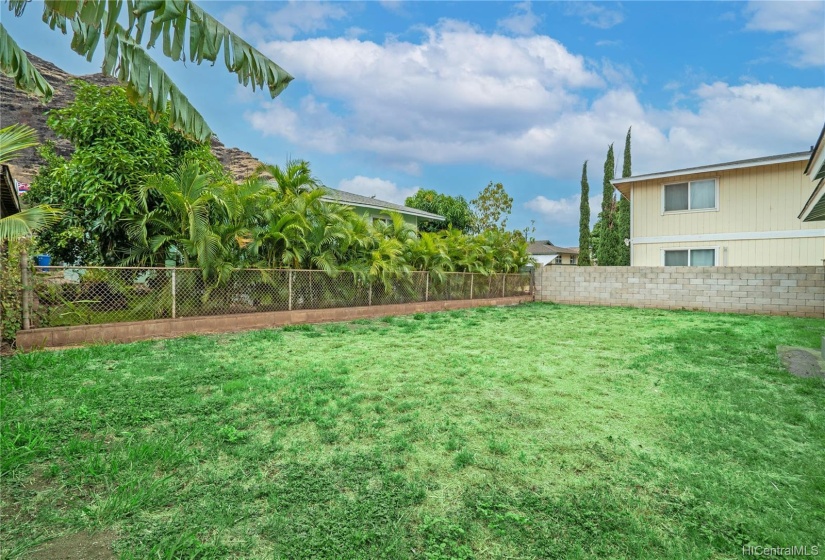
[553,255,562,265]
[570,256,577,265]
[661,247,720,267]
[661,178,719,215]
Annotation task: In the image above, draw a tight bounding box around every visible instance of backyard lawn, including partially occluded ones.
[2,303,823,559]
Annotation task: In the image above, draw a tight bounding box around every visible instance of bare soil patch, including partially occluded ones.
[27,530,117,560]
[778,346,825,378]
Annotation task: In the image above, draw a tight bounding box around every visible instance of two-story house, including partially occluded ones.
[612,147,825,267]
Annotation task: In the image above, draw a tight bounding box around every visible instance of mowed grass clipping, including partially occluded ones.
[2,303,824,559]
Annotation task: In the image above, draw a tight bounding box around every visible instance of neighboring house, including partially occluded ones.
[612,149,825,266]
[799,124,825,224]
[321,187,444,229]
[527,240,579,266]
[0,164,21,219]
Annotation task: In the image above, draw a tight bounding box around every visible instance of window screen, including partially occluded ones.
[664,250,689,266]
[690,180,716,209]
[664,183,689,211]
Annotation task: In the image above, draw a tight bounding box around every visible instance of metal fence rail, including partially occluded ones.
[25,267,532,328]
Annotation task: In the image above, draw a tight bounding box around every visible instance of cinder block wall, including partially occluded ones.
[535,266,824,318]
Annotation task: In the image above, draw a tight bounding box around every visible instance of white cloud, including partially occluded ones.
[497,2,541,36]
[744,1,825,67]
[264,1,348,40]
[338,176,419,205]
[525,194,600,227]
[379,0,407,15]
[565,3,625,29]
[246,21,823,183]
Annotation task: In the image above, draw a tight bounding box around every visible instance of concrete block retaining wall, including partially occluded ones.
[535,266,824,318]
[16,295,532,350]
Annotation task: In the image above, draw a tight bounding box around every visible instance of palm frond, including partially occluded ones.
[0,24,54,101]
[0,205,62,240]
[0,123,39,165]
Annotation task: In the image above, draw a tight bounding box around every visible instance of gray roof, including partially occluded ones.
[612,151,811,185]
[320,187,444,221]
[527,240,579,256]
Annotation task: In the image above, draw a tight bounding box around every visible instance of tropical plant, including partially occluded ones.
[26,82,225,263]
[2,0,292,141]
[127,160,227,275]
[0,123,38,164]
[0,124,62,241]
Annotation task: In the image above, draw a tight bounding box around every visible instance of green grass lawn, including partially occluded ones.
[2,303,824,559]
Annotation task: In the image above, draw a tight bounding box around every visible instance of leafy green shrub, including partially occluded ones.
[0,240,24,342]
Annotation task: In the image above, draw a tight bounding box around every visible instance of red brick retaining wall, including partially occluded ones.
[16,295,532,350]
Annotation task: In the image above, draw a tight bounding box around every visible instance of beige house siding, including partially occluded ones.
[633,238,824,266]
[629,160,825,266]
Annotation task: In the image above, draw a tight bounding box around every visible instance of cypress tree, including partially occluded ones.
[596,143,619,265]
[578,161,592,265]
[617,127,632,265]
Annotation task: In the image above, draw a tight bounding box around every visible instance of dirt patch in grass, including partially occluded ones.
[778,346,825,378]
[28,530,118,560]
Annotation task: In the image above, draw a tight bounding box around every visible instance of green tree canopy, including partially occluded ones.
[404,189,475,233]
[471,181,513,233]
[26,81,227,264]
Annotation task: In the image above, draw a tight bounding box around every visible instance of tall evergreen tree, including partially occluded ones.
[578,161,592,265]
[596,144,619,265]
[616,127,632,265]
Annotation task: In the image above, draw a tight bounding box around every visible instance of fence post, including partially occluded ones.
[470,273,474,300]
[425,272,429,302]
[170,268,177,319]
[288,270,293,311]
[502,274,506,297]
[20,249,30,330]
[368,282,372,306]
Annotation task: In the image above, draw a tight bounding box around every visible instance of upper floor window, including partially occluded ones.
[570,256,577,265]
[553,255,562,264]
[663,179,717,212]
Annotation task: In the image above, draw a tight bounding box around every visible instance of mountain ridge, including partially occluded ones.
[0,52,265,185]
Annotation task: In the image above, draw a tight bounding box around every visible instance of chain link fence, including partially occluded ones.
[24,266,533,328]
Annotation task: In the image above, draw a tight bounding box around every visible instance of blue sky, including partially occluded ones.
[6,1,825,246]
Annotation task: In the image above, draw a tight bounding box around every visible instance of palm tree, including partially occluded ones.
[0,124,61,241]
[127,161,227,275]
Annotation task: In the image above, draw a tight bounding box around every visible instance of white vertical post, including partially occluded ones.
[502,274,506,297]
[288,270,293,311]
[368,282,372,306]
[425,272,429,302]
[470,273,474,300]
[171,268,177,319]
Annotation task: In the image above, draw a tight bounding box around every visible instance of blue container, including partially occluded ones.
[33,254,52,272]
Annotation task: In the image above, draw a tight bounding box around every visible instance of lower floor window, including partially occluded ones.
[664,248,715,266]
